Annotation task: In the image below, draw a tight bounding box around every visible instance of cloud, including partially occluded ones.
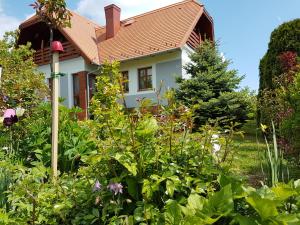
[76,0,182,25]
[0,2,20,38]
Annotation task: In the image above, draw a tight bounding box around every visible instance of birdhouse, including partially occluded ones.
[51,41,64,52]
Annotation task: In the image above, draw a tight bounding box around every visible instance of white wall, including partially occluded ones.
[38,56,87,108]
[120,50,181,96]
[181,45,194,80]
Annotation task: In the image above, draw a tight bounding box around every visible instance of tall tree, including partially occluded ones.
[175,40,252,127]
[259,19,300,92]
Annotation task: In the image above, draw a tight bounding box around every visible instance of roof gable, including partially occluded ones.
[97,0,206,63]
[19,0,213,65]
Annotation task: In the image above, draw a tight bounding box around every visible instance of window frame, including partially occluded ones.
[121,71,129,93]
[138,67,153,92]
[72,73,80,108]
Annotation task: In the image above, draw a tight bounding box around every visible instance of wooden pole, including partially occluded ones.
[51,52,59,179]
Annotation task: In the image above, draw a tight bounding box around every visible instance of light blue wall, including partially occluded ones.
[156,59,181,93]
[124,59,182,108]
[60,75,70,107]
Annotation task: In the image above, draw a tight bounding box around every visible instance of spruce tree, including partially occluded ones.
[176,40,251,127]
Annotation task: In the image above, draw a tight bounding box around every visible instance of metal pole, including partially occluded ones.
[51,52,59,179]
[0,65,3,89]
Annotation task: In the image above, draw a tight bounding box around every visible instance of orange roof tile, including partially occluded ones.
[19,11,101,64]
[97,0,204,63]
[19,0,209,65]
[62,11,101,64]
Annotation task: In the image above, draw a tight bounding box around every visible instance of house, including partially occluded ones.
[17,0,214,119]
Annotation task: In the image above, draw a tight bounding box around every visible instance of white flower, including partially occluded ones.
[211,134,219,139]
[16,107,25,117]
[213,143,221,153]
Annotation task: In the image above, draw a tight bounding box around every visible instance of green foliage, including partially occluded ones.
[175,40,252,127]
[1,61,300,224]
[259,19,300,91]
[31,0,72,29]
[0,32,48,111]
[260,122,287,187]
[19,103,97,172]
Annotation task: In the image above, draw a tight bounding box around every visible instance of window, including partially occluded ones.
[138,67,152,91]
[121,71,129,93]
[73,74,80,107]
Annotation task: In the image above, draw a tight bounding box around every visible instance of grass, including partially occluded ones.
[228,120,266,186]
[229,120,300,186]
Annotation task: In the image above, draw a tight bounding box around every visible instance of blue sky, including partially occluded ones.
[0,0,299,91]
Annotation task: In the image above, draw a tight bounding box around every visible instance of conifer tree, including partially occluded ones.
[176,40,252,127]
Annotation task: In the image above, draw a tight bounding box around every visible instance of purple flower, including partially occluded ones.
[3,109,18,127]
[107,182,123,195]
[93,180,102,192]
[3,96,9,102]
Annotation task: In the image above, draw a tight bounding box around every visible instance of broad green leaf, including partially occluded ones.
[206,184,234,216]
[275,214,300,224]
[114,152,137,176]
[246,193,278,221]
[164,200,182,225]
[136,117,159,137]
[232,214,260,225]
[218,174,246,199]
[272,184,297,201]
[126,177,139,200]
[187,193,205,212]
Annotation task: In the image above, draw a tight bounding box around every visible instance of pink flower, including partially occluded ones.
[3,109,18,126]
[107,182,123,195]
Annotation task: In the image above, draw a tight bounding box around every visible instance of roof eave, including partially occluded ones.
[101,47,181,65]
[179,6,204,48]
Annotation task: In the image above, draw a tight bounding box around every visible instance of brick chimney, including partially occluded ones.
[104,4,121,39]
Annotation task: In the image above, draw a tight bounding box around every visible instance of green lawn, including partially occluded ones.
[229,120,300,186]
[229,120,266,186]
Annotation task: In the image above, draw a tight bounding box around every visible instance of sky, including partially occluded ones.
[0,0,299,91]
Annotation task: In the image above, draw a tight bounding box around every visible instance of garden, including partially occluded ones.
[0,1,300,224]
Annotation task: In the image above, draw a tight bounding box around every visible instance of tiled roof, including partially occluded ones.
[19,11,101,64]
[62,11,101,64]
[19,0,207,65]
[97,0,204,63]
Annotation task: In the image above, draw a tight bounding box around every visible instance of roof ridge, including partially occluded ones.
[121,0,201,22]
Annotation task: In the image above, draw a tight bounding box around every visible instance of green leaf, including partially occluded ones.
[166,180,175,197]
[126,177,139,200]
[142,179,153,200]
[136,117,159,138]
[206,184,234,216]
[92,208,99,218]
[187,193,205,212]
[246,193,278,221]
[134,206,144,222]
[272,184,297,201]
[114,152,137,176]
[164,200,182,225]
[232,214,259,225]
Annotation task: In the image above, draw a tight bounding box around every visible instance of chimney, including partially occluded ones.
[104,4,121,39]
